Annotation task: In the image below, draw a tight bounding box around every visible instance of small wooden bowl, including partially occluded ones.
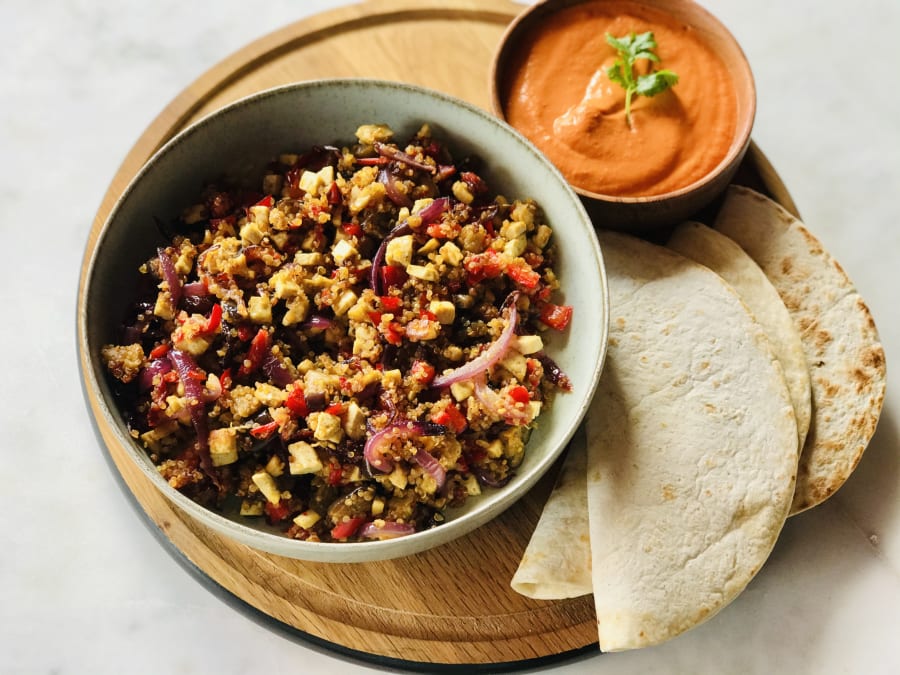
[490,0,756,232]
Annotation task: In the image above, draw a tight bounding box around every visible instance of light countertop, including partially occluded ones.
[2,1,898,673]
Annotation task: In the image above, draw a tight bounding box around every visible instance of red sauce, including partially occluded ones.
[503,1,738,197]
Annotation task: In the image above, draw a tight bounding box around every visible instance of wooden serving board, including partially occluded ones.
[79,0,796,668]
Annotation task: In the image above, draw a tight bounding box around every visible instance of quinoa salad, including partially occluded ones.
[102,123,573,543]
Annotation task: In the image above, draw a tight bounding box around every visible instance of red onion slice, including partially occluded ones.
[473,374,530,426]
[432,292,519,389]
[364,419,446,473]
[358,521,416,540]
[369,221,413,294]
[138,357,172,391]
[157,247,182,308]
[416,196,450,225]
[373,141,436,174]
[167,349,217,483]
[411,446,446,490]
[377,167,413,208]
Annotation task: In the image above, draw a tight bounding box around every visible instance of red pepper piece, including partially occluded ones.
[202,303,223,334]
[464,249,504,285]
[331,516,365,540]
[327,462,343,486]
[324,402,344,416]
[539,303,574,331]
[250,421,279,439]
[379,295,402,312]
[380,265,408,289]
[285,386,308,418]
[355,156,389,166]
[508,385,531,405]
[238,328,270,376]
[253,194,274,208]
[410,360,436,385]
[265,500,291,524]
[149,343,170,359]
[327,182,342,205]
[506,261,541,291]
[432,402,467,434]
[384,322,404,346]
[341,222,364,238]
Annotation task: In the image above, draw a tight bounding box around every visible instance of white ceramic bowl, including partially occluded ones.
[79,79,608,562]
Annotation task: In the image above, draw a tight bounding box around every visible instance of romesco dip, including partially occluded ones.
[499,0,739,198]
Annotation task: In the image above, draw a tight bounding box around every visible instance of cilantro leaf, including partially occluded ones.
[604,31,679,127]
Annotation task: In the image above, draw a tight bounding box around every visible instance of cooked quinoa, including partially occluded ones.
[102,122,573,543]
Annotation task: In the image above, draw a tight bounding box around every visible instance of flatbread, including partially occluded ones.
[713,185,886,513]
[587,231,798,652]
[511,424,592,599]
[667,221,812,450]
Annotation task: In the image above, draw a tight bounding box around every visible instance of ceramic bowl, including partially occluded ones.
[490,0,756,231]
[79,79,608,563]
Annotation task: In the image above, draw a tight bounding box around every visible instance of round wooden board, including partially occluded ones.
[78,0,797,668]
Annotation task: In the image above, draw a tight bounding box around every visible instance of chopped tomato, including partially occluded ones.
[539,303,573,331]
[285,386,308,418]
[508,386,531,405]
[331,516,365,540]
[431,402,467,434]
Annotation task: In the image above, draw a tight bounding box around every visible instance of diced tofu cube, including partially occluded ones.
[254,382,286,407]
[343,401,366,440]
[533,224,552,249]
[294,251,324,266]
[332,238,357,265]
[514,334,543,355]
[452,180,474,204]
[293,510,321,529]
[311,411,344,444]
[266,454,285,477]
[240,221,265,246]
[501,220,527,240]
[503,234,527,258]
[248,204,270,227]
[406,264,438,282]
[500,350,528,381]
[288,441,323,475]
[439,241,463,266]
[208,428,239,467]
[385,235,413,268]
[247,294,273,324]
[388,464,408,489]
[282,294,310,326]
[429,300,456,325]
[450,380,474,402]
[298,169,323,196]
[251,471,281,504]
[240,500,265,517]
[332,289,358,317]
[371,498,385,516]
[355,123,393,145]
[485,439,504,459]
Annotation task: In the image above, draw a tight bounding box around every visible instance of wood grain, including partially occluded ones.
[77,0,796,666]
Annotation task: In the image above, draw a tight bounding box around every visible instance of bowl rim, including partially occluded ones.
[78,77,609,563]
[489,0,757,205]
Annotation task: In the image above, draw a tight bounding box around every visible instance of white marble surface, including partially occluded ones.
[2,0,898,673]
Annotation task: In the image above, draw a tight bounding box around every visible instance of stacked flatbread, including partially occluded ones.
[511,187,886,651]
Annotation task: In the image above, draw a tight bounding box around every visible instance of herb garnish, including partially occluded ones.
[605,31,679,128]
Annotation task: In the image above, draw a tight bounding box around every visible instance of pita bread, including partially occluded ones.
[713,186,886,513]
[587,231,798,652]
[667,221,812,450]
[511,424,592,599]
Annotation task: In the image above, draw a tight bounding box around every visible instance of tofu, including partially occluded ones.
[208,428,239,467]
[288,441,323,476]
[251,471,281,504]
[293,510,321,529]
[342,401,366,440]
[311,411,344,444]
[385,235,414,268]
